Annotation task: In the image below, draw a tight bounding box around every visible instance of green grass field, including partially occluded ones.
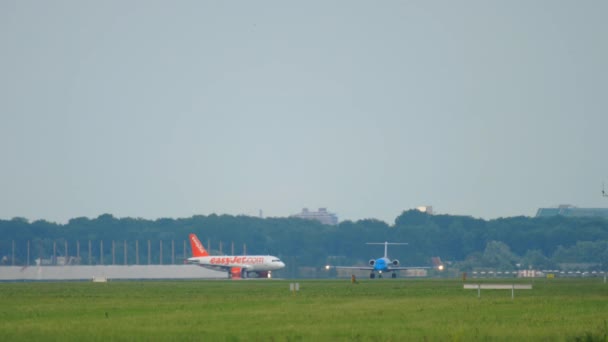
[0,278,607,341]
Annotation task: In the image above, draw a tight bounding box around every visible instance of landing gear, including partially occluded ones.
[378,273,383,279]
[228,270,232,279]
[391,272,397,279]
[370,272,375,279]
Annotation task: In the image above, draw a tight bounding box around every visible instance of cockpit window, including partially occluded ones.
[272,259,282,263]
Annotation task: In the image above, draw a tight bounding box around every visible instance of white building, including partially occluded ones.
[291,208,338,225]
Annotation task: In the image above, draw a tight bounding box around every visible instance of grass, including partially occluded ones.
[0,278,607,341]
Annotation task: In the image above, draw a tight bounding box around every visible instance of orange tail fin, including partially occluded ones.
[189,233,209,257]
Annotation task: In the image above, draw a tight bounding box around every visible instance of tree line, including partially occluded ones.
[1,210,607,273]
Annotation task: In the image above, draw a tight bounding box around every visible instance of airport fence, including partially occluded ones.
[0,239,245,266]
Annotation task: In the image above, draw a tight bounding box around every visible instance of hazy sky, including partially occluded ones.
[1,1,607,224]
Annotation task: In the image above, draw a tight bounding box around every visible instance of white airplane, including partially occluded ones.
[325,242,444,279]
[187,233,285,279]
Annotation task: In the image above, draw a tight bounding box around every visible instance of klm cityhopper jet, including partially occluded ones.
[325,242,444,279]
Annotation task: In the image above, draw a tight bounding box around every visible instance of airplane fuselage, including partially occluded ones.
[372,257,391,272]
[188,255,285,272]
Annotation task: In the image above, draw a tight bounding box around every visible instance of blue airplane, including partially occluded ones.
[325,242,444,279]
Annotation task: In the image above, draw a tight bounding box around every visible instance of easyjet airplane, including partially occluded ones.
[187,233,285,279]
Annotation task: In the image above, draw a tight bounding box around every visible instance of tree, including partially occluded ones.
[521,249,556,270]
[480,241,519,270]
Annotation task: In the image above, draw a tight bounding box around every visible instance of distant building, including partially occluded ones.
[291,208,338,225]
[416,206,434,215]
[536,204,608,219]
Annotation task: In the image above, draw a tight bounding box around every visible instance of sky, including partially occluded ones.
[1,1,607,224]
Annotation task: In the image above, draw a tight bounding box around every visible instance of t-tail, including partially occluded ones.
[366,242,408,258]
[189,233,209,257]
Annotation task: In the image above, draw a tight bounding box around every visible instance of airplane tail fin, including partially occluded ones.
[189,233,209,257]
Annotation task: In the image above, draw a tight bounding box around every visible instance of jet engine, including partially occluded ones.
[369,259,376,266]
[230,267,243,279]
[392,259,400,266]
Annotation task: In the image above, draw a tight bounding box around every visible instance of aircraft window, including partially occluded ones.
[272,259,282,262]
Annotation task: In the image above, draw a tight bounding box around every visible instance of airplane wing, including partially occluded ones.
[326,256,444,272]
[195,264,229,272]
[198,264,252,272]
[325,266,374,270]
[393,259,445,270]
[325,265,439,271]
[391,257,444,270]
